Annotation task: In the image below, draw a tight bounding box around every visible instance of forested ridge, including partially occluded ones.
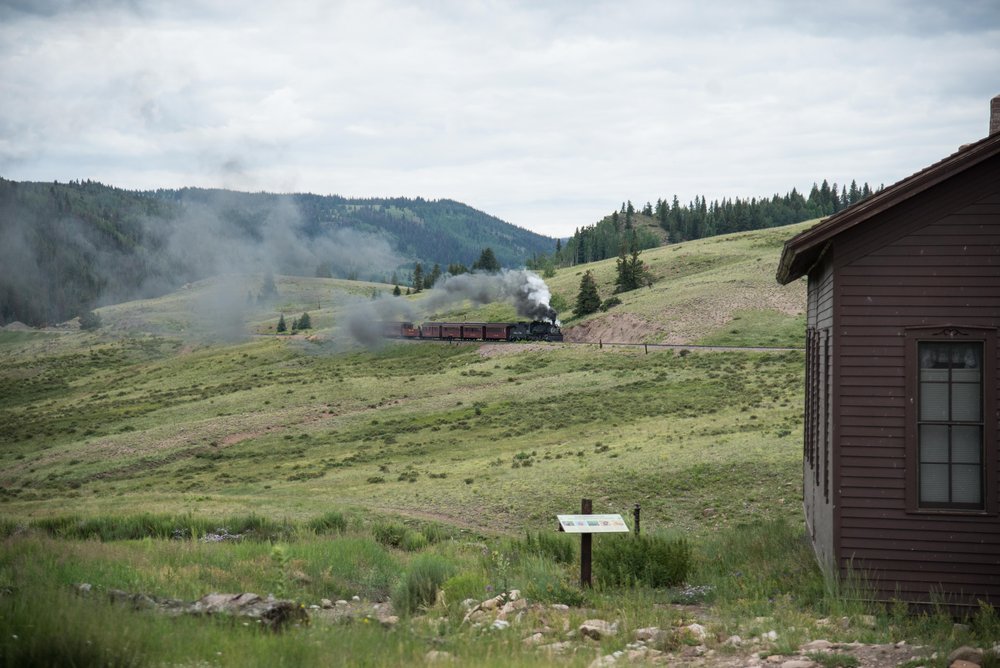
[0,179,554,326]
[0,176,876,327]
[553,179,876,267]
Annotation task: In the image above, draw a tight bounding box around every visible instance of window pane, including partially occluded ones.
[920,343,949,369]
[920,369,949,382]
[960,345,982,370]
[951,383,981,422]
[920,463,949,503]
[920,425,950,462]
[951,465,982,505]
[952,426,981,463]
[920,383,949,420]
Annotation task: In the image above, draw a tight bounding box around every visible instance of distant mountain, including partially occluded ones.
[0,178,556,326]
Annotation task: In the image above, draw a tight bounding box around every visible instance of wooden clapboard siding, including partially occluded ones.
[828,151,1000,607]
[779,132,1000,610]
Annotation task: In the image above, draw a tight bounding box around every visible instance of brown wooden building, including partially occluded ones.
[776,97,1000,609]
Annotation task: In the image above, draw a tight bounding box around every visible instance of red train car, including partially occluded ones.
[440,323,462,339]
[483,323,512,340]
[461,323,485,340]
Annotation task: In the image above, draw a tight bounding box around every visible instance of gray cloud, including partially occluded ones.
[1,1,998,237]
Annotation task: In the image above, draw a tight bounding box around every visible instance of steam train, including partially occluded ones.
[382,320,564,342]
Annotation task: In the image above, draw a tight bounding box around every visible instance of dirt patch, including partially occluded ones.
[564,313,673,345]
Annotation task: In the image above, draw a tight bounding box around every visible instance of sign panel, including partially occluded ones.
[557,514,630,533]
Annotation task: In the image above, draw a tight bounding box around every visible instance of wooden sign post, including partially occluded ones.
[557,498,630,588]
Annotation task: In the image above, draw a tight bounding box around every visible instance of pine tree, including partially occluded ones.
[427,263,441,289]
[413,263,424,292]
[573,270,601,317]
[472,248,500,273]
[393,284,402,296]
[276,314,287,333]
[79,309,102,330]
[298,312,312,329]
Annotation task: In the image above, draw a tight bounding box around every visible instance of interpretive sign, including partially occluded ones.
[557,514,630,533]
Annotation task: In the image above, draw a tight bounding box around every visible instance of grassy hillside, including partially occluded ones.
[0,222,818,526]
[4,219,998,666]
[455,220,813,347]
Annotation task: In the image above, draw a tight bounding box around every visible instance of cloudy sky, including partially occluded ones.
[1,1,998,238]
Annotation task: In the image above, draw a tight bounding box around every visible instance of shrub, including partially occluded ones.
[594,533,691,588]
[441,571,488,607]
[523,531,576,565]
[306,511,347,535]
[521,555,585,606]
[372,521,407,548]
[400,531,428,552]
[600,296,622,312]
[393,554,455,615]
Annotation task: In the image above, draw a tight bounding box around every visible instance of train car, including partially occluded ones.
[421,322,442,339]
[400,322,421,338]
[440,323,463,339]
[483,323,513,340]
[460,323,486,340]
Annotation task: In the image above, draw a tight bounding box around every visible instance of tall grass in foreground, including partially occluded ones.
[2,517,1000,667]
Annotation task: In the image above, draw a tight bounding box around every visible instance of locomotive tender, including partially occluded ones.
[382,320,563,342]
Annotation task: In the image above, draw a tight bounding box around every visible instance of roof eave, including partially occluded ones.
[775,131,1000,285]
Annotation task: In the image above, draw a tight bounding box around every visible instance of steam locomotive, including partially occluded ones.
[382,320,564,342]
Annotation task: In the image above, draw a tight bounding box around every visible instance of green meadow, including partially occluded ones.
[2,222,998,666]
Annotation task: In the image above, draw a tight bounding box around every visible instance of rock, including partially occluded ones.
[634,627,664,643]
[550,603,570,611]
[491,619,510,631]
[815,617,830,627]
[75,583,93,595]
[766,655,783,664]
[501,598,528,615]
[948,647,984,665]
[461,598,479,611]
[684,623,708,641]
[680,645,705,658]
[580,619,618,640]
[763,630,778,642]
[189,592,308,630]
[335,599,348,607]
[627,648,648,661]
[724,635,743,647]
[480,595,503,610]
[321,598,333,609]
[539,641,573,655]
[351,595,361,602]
[702,507,717,517]
[780,661,818,668]
[588,655,617,668]
[950,660,981,668]
[801,640,833,651]
[858,615,877,628]
[378,615,399,628]
[522,633,546,646]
